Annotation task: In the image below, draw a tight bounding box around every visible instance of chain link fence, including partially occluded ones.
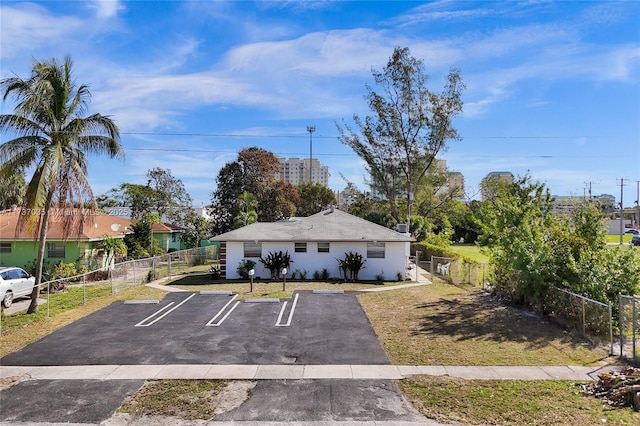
[1,246,219,327]
[429,256,488,287]
[545,287,613,354]
[619,294,640,364]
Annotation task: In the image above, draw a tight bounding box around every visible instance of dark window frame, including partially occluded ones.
[243,241,262,258]
[317,242,330,253]
[47,242,66,258]
[367,242,386,259]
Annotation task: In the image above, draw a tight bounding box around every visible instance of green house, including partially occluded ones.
[151,222,187,252]
[0,208,132,271]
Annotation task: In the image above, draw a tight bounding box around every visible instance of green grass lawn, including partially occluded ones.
[447,243,489,263]
[606,234,633,244]
[358,283,611,366]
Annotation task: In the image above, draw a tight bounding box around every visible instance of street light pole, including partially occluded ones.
[306,126,315,183]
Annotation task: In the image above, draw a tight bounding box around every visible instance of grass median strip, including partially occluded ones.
[398,375,640,425]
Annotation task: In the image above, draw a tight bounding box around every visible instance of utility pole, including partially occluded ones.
[584,181,596,200]
[636,180,640,229]
[619,178,624,244]
[306,126,316,184]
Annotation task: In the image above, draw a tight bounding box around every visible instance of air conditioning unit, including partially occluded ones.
[396,223,408,233]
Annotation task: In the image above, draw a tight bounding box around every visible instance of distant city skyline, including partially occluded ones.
[1,1,638,206]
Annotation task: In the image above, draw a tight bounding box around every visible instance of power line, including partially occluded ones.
[121,131,616,140]
[121,147,625,159]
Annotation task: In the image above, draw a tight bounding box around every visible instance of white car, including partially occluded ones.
[0,267,36,308]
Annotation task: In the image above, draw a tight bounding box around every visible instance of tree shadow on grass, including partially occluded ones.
[412,291,603,354]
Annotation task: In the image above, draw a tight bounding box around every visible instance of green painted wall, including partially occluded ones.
[153,232,185,252]
[0,240,93,270]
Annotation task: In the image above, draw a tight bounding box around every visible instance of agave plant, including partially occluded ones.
[340,252,366,282]
[259,250,293,280]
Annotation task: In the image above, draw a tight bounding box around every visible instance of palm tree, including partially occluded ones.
[97,234,128,269]
[0,57,123,313]
[233,191,258,228]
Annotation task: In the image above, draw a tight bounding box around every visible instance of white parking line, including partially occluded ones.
[206,294,240,326]
[135,294,196,327]
[275,293,299,327]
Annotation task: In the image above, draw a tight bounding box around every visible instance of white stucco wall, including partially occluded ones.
[224,240,409,281]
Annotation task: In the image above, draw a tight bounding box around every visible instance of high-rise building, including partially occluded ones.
[480,171,514,200]
[276,157,329,186]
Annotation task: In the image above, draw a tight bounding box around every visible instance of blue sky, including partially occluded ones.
[1,0,639,207]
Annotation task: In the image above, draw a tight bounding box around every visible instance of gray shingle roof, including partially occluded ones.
[211,208,414,242]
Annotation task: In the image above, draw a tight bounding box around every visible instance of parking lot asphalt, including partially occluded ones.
[0,290,390,366]
[0,379,144,424]
[213,379,426,423]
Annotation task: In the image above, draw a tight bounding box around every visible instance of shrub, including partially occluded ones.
[86,270,109,281]
[312,270,321,280]
[396,271,403,281]
[321,268,329,280]
[410,242,459,260]
[237,259,256,280]
[375,272,384,282]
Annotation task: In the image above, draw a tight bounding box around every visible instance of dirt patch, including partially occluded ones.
[212,380,256,414]
[0,375,25,391]
[116,379,255,422]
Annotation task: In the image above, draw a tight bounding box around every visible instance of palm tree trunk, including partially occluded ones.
[27,203,52,314]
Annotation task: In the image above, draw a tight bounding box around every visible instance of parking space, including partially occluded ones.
[0,290,389,366]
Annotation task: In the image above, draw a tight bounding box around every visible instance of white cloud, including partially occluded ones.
[0,3,83,59]
[87,0,124,19]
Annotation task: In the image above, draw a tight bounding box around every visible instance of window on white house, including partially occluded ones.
[47,242,66,258]
[0,242,11,253]
[295,243,307,253]
[317,242,330,253]
[243,242,262,257]
[367,242,385,258]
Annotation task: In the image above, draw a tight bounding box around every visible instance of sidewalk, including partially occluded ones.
[0,363,613,381]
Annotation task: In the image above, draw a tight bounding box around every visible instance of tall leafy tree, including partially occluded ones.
[0,57,123,313]
[100,168,192,223]
[337,47,464,224]
[180,211,213,249]
[146,167,192,224]
[210,147,290,234]
[295,183,337,217]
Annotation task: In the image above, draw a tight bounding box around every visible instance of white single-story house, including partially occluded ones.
[210,207,414,281]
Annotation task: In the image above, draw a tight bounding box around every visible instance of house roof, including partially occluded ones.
[0,208,132,241]
[151,222,184,233]
[211,208,414,243]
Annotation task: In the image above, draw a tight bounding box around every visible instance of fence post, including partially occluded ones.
[633,296,637,364]
[582,299,586,335]
[430,256,434,275]
[168,255,172,280]
[83,274,86,305]
[619,293,624,359]
[110,267,114,294]
[47,281,51,318]
[608,301,613,356]
[132,260,136,285]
